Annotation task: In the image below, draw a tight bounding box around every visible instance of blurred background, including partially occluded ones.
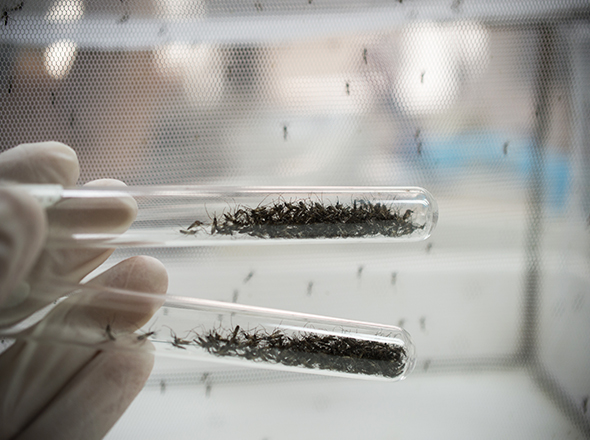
[1,0,589,438]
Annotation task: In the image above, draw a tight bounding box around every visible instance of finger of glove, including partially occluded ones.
[0,141,78,324]
[0,179,139,327]
[47,178,138,237]
[0,142,74,310]
[0,255,168,440]
[0,143,136,279]
[0,142,79,186]
[36,178,138,281]
[0,188,46,308]
[16,349,154,440]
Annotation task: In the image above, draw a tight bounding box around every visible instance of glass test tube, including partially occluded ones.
[1,283,416,381]
[21,185,437,247]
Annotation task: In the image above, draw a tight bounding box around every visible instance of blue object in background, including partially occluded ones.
[405,130,571,212]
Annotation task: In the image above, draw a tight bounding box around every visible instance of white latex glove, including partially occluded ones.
[0,142,168,440]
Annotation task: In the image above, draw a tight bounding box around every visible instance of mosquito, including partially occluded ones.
[180,219,205,235]
[243,271,254,283]
[1,1,23,27]
[165,327,192,349]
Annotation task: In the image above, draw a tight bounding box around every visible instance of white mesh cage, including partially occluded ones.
[1,0,590,439]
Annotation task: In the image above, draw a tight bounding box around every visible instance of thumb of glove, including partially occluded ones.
[0,188,46,309]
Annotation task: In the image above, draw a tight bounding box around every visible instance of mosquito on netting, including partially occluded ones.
[1,1,23,26]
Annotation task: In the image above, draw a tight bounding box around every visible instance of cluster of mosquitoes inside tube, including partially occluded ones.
[101,318,407,379]
[127,324,408,379]
[180,196,424,240]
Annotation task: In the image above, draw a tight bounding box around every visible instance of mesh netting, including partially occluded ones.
[1,1,589,438]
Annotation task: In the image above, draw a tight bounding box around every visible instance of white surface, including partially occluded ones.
[106,368,585,440]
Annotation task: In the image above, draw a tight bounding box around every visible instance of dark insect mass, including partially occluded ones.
[193,326,407,378]
[184,198,424,239]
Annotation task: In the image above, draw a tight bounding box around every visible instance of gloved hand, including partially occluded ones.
[0,142,168,440]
